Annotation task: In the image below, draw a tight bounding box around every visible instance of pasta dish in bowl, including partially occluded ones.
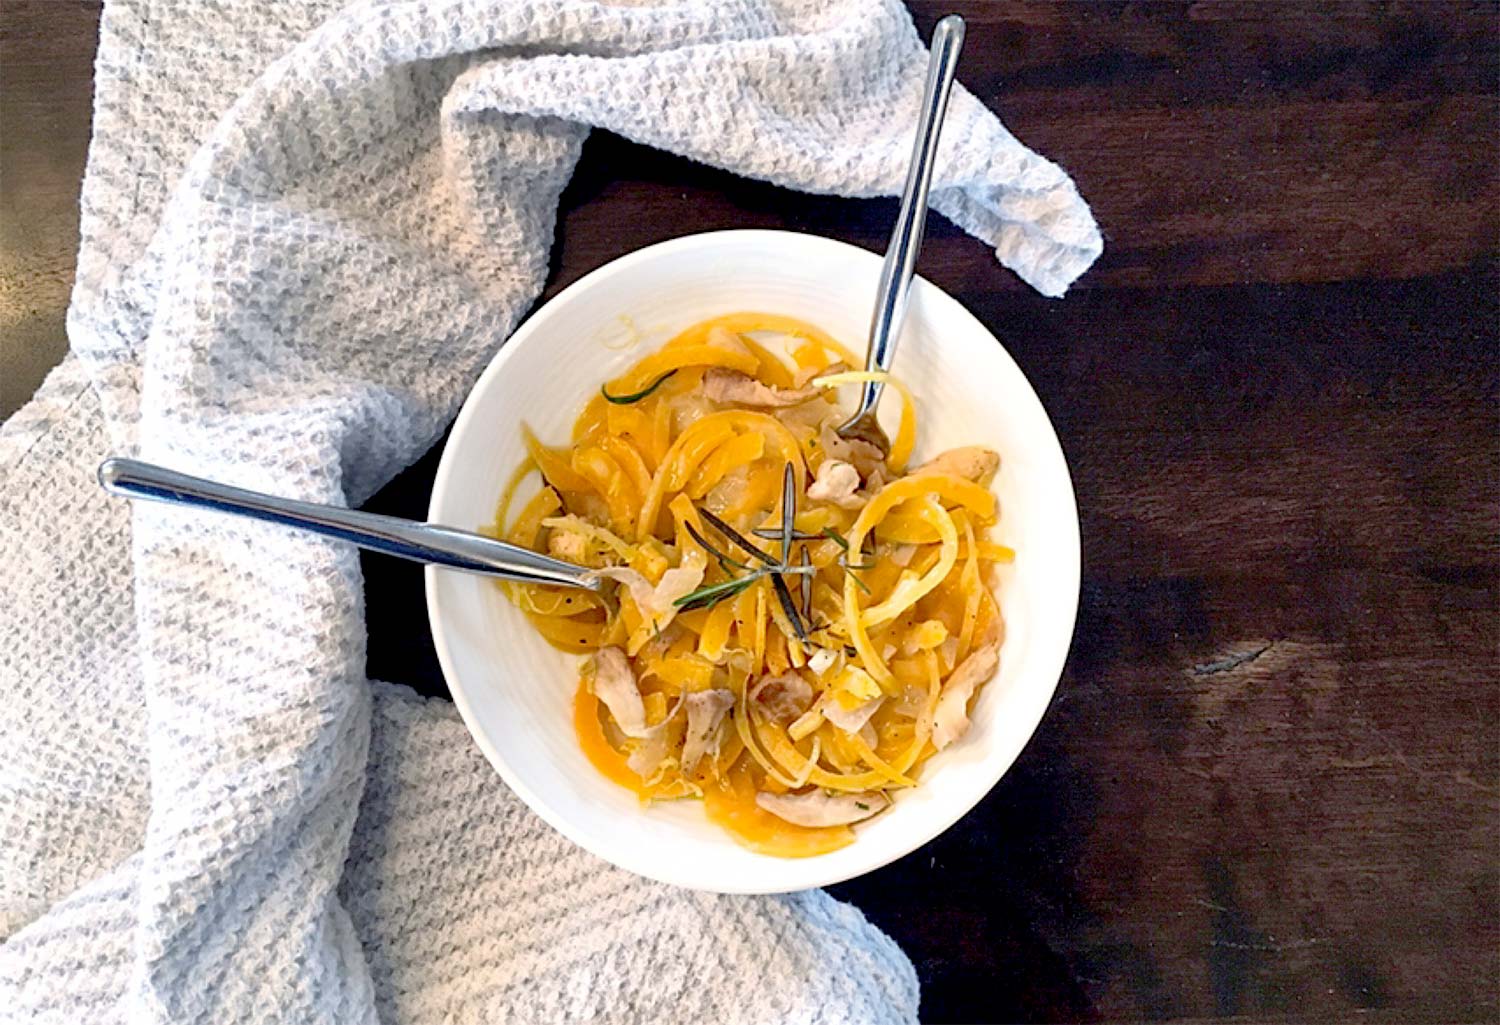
[426,230,1078,893]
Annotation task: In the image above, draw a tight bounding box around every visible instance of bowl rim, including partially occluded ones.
[426,228,1080,892]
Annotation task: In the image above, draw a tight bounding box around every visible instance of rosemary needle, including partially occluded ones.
[698,508,778,568]
[601,370,676,405]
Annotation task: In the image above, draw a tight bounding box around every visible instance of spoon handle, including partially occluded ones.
[97,457,602,592]
[855,14,965,417]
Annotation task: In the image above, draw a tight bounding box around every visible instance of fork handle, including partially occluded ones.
[853,14,965,420]
[97,457,602,592]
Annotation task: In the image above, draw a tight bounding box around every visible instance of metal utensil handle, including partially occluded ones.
[97,457,601,592]
[855,14,965,418]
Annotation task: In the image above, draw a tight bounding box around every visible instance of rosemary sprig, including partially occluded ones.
[671,462,823,635]
[601,370,676,405]
[670,561,816,612]
[673,573,761,612]
[749,525,855,549]
[776,463,811,643]
[817,527,874,590]
[843,563,872,594]
[770,572,810,644]
[684,520,752,573]
[698,508,779,568]
[799,547,813,621]
[752,527,822,543]
[780,462,796,566]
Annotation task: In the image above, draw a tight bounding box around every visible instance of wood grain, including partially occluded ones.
[0,1,102,414]
[4,2,1497,1022]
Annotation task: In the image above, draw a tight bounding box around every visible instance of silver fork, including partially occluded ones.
[837,14,965,455]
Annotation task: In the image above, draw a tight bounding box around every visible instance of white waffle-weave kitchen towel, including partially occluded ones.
[0,1,1099,1021]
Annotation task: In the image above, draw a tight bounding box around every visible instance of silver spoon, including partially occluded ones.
[97,457,603,592]
[837,14,965,455]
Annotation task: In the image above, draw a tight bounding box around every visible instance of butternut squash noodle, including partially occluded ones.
[495,313,1011,857]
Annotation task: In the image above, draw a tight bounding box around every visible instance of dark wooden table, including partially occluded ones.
[3,3,1496,1022]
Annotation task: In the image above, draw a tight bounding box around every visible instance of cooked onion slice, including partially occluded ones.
[825,695,883,735]
[590,549,706,633]
[755,789,890,827]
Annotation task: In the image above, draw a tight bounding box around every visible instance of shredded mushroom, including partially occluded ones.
[931,641,1001,750]
[681,689,735,771]
[913,446,1000,484]
[589,647,649,737]
[750,673,814,721]
[807,459,864,509]
[703,368,821,408]
[819,422,886,479]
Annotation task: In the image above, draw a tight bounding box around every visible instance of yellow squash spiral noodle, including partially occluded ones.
[495,313,1012,857]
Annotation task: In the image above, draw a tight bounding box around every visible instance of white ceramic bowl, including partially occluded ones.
[427,229,1079,893]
